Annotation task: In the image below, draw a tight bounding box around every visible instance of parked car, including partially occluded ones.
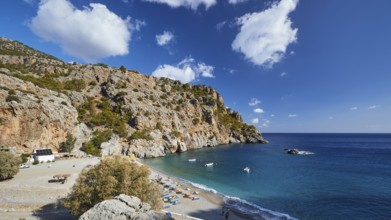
[19,164,30,169]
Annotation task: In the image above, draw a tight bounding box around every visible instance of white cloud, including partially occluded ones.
[280,72,287,77]
[216,21,227,30]
[251,118,259,124]
[350,107,358,111]
[232,0,298,67]
[288,114,297,118]
[228,0,247,5]
[29,0,132,62]
[156,31,174,46]
[249,98,261,106]
[261,123,269,127]
[254,108,264,113]
[151,57,214,83]
[143,0,216,10]
[290,51,295,55]
[196,63,215,78]
[368,105,379,110]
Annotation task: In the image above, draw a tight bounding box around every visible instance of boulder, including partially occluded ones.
[79,194,173,220]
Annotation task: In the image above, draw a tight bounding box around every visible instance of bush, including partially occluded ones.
[81,130,112,156]
[20,153,31,163]
[0,151,21,181]
[32,159,39,165]
[128,130,153,141]
[64,79,86,92]
[63,156,162,216]
[171,130,181,138]
[5,95,20,103]
[156,122,163,131]
[8,89,16,95]
[61,134,76,154]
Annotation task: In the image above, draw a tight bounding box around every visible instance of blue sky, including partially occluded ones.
[1,0,391,133]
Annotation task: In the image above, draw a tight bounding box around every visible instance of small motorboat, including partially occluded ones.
[188,158,197,162]
[205,163,214,167]
[243,167,250,173]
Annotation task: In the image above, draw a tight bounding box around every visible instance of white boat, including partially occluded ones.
[188,159,197,162]
[205,163,214,167]
[243,167,250,173]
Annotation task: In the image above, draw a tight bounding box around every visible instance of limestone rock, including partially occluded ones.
[79,194,172,220]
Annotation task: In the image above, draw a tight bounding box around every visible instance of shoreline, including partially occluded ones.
[138,159,252,220]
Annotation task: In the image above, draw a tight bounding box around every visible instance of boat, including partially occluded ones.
[188,159,196,162]
[205,163,214,167]
[243,167,250,173]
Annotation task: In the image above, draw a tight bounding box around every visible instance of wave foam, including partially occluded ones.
[224,196,298,220]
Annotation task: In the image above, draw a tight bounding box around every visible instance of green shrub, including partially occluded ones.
[63,156,162,216]
[64,79,86,92]
[128,130,153,141]
[192,118,200,125]
[156,122,163,131]
[0,151,21,181]
[171,130,181,138]
[6,95,20,103]
[8,89,16,95]
[20,153,31,163]
[81,130,112,156]
[61,134,76,154]
[61,101,68,106]
[119,65,127,73]
[32,159,39,165]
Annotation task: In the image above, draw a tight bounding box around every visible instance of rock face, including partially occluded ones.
[79,194,173,220]
[0,74,78,153]
[0,37,267,157]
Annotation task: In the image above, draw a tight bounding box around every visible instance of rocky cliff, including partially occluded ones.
[0,37,267,157]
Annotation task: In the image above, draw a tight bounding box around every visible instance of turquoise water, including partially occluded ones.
[143,133,391,219]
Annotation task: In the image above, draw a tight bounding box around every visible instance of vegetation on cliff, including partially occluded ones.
[63,156,162,216]
[0,37,266,157]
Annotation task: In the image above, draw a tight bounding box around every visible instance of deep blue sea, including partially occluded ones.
[143,133,391,220]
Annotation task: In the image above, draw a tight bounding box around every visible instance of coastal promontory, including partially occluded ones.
[0,37,267,158]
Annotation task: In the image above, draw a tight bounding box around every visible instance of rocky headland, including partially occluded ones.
[0,37,267,158]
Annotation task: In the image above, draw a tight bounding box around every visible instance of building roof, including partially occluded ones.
[35,149,53,156]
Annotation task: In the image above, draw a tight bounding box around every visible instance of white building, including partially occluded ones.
[33,149,55,163]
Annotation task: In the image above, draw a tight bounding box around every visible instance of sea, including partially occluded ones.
[142,133,391,220]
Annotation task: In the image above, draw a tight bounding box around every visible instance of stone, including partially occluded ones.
[79,194,173,220]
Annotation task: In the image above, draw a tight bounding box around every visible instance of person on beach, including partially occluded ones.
[224,209,230,219]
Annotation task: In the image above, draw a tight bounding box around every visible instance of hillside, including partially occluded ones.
[0,37,267,158]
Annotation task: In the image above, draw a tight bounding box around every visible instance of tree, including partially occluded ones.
[63,156,162,216]
[0,151,21,181]
[61,134,76,154]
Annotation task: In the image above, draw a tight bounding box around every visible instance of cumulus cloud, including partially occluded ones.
[232,0,298,67]
[156,31,174,46]
[251,118,259,124]
[151,57,215,83]
[254,108,264,113]
[143,0,216,10]
[350,107,358,111]
[288,114,297,118]
[249,98,261,106]
[368,105,379,110]
[29,0,133,62]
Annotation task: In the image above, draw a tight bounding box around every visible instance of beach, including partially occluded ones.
[144,161,248,220]
[0,156,247,220]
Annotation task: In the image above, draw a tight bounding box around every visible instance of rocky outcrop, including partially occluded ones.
[0,37,267,157]
[0,74,79,153]
[79,194,173,220]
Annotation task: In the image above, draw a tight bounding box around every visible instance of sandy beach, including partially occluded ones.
[0,157,247,220]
